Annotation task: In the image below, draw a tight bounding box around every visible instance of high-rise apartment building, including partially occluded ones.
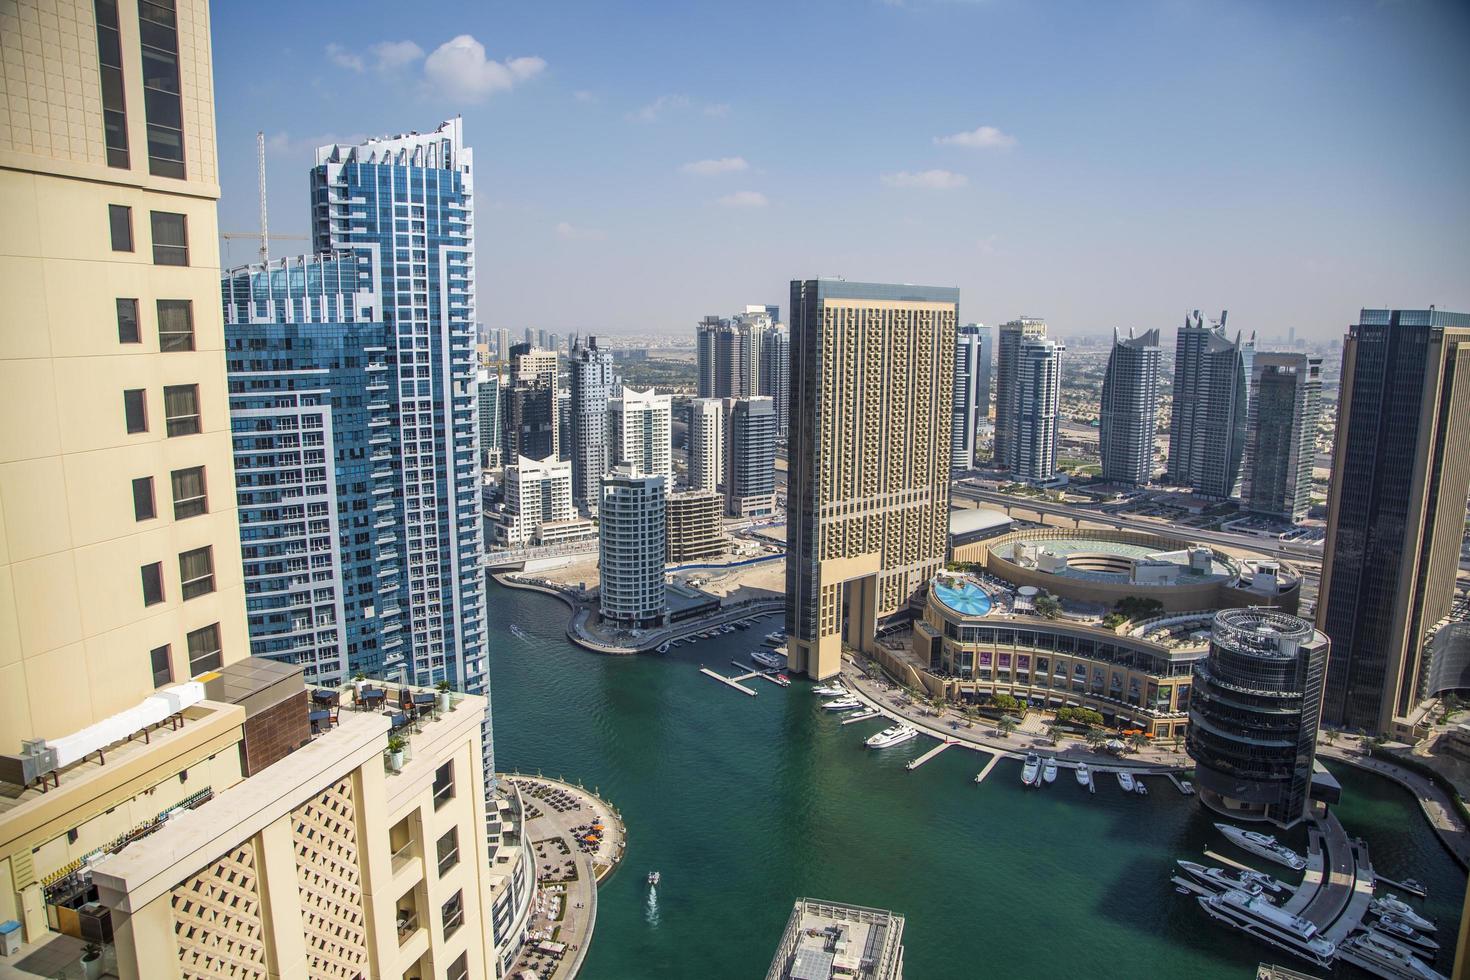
[478,367,503,469]
[495,455,592,547]
[504,383,557,462]
[608,386,672,483]
[1098,327,1162,486]
[310,121,487,696]
[696,307,771,399]
[994,317,1047,471]
[1317,309,1470,736]
[786,280,956,680]
[1167,310,1255,499]
[667,489,725,562]
[758,324,791,439]
[598,465,667,628]
[724,396,777,518]
[688,397,725,493]
[951,323,991,471]
[568,336,616,512]
[1013,335,1065,483]
[1242,353,1322,521]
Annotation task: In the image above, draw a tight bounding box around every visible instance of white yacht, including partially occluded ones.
[1117,771,1136,793]
[1372,897,1436,932]
[1021,753,1042,786]
[866,725,919,749]
[762,630,785,647]
[1371,917,1439,954]
[1339,933,1447,980]
[1196,889,1336,968]
[1214,823,1307,872]
[822,696,863,712]
[812,683,846,697]
[1042,758,1058,784]
[750,650,786,670]
[1074,763,1092,788]
[1176,860,1264,898]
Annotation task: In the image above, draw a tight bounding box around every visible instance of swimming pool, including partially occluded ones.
[932,579,993,617]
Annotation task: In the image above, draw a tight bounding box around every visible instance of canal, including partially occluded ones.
[486,579,1466,979]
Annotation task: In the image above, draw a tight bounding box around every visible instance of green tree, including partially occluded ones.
[1127,731,1149,753]
[1045,724,1062,745]
[997,716,1017,738]
[991,693,1023,714]
[1074,708,1105,728]
[1034,595,1062,619]
[1084,726,1106,749]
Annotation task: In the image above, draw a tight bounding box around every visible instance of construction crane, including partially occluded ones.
[218,131,308,265]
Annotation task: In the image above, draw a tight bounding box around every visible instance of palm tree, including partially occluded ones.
[1084,726,1105,750]
[1045,724,1062,746]
[1127,731,1148,753]
[997,716,1017,739]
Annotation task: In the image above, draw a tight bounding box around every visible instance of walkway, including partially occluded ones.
[1317,740,1470,868]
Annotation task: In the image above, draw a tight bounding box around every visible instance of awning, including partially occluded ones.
[1047,696,1063,704]
[1065,700,1080,707]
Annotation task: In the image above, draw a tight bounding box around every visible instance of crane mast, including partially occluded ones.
[256,130,268,264]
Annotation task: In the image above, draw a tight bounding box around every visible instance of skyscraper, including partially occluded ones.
[311,120,487,696]
[759,324,791,439]
[608,386,672,483]
[695,308,769,398]
[1317,309,1470,735]
[1013,334,1065,483]
[1167,310,1255,499]
[1242,353,1322,521]
[569,336,617,512]
[952,323,991,471]
[994,317,1047,471]
[477,367,502,469]
[505,383,557,461]
[688,397,725,494]
[724,396,777,518]
[599,465,667,628]
[787,280,957,680]
[1098,327,1162,486]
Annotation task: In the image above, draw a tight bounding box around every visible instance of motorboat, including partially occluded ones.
[1117,771,1136,793]
[1214,823,1307,872]
[1134,779,1149,796]
[1236,868,1289,897]
[647,871,660,886]
[1042,758,1058,784]
[509,624,530,641]
[1196,889,1336,968]
[1177,860,1265,898]
[812,683,847,697]
[866,725,919,749]
[1021,753,1042,786]
[1372,917,1440,953]
[1372,897,1436,932]
[1075,763,1092,788]
[774,674,791,687]
[721,625,735,634]
[750,650,787,670]
[762,631,786,647]
[822,697,863,711]
[1339,933,1447,980]
[656,641,670,654]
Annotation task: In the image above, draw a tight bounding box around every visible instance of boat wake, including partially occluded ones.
[645,887,660,926]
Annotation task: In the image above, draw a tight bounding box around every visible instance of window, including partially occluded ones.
[447,953,468,980]
[432,761,455,810]
[156,299,194,351]
[163,384,200,435]
[150,644,172,687]
[116,298,140,343]
[124,389,148,433]
[436,827,459,877]
[109,204,133,251]
[132,476,156,521]
[178,546,214,600]
[141,562,165,606]
[93,0,130,167]
[138,0,185,178]
[441,890,464,940]
[150,211,188,265]
[170,466,206,519]
[186,623,221,674]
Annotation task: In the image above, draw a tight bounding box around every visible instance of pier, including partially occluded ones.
[1375,874,1426,899]
[699,667,757,696]
[973,753,1002,784]
[906,739,956,771]
[840,710,880,725]
[728,660,789,686]
[1165,772,1195,795]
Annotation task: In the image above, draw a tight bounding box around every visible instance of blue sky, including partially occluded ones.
[212,0,1470,340]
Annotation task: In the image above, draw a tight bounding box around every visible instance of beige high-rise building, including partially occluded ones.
[785,281,957,680]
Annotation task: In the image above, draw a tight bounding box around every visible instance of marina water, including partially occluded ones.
[487,580,1466,979]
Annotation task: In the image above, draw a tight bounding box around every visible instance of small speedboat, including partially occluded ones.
[1134,779,1148,796]
[1042,758,1058,784]
[1117,771,1136,793]
[1075,763,1092,788]
[1021,753,1042,786]
[774,674,791,687]
[656,641,671,654]
[509,624,530,641]
[647,870,660,886]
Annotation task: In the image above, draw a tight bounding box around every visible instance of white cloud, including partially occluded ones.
[881,169,968,190]
[717,191,768,209]
[555,221,607,241]
[681,156,749,176]
[703,102,731,117]
[371,40,424,72]
[934,125,1016,149]
[573,89,598,103]
[325,43,364,72]
[629,94,691,122]
[424,35,546,102]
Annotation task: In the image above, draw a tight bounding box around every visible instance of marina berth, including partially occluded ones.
[1195,889,1335,968]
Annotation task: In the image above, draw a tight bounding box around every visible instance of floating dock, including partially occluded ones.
[840,710,880,725]
[1165,772,1195,795]
[973,753,1003,784]
[905,739,956,771]
[699,667,757,696]
[1375,874,1427,899]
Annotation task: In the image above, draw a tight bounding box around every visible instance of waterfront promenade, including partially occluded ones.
[1317,739,1470,869]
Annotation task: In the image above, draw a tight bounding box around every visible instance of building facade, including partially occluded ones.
[477,368,502,469]
[1167,311,1255,499]
[496,455,591,548]
[695,309,767,399]
[786,280,957,680]
[667,489,725,563]
[759,325,791,439]
[1012,334,1065,483]
[724,396,777,518]
[608,386,672,483]
[309,121,487,697]
[568,336,616,513]
[1317,309,1470,736]
[1098,327,1161,486]
[598,466,667,628]
[687,397,724,494]
[1186,608,1329,828]
[951,323,990,472]
[993,317,1047,472]
[1241,353,1322,522]
[504,344,558,463]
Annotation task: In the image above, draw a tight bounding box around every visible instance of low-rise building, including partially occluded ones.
[765,898,905,980]
[667,490,725,563]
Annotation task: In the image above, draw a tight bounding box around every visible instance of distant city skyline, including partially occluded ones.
[213,0,1469,341]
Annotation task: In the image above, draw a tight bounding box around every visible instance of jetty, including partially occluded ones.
[699,667,757,696]
[905,739,956,771]
[972,753,1003,784]
[728,660,789,686]
[840,710,880,725]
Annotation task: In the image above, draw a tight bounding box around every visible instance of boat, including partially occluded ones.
[656,641,671,654]
[735,621,750,630]
[1042,758,1058,783]
[866,725,919,749]
[1134,779,1148,796]
[1195,889,1336,968]
[1117,771,1136,793]
[1339,932,1447,980]
[822,697,863,711]
[1236,869,1290,897]
[1371,917,1440,953]
[1180,780,1196,795]
[509,624,530,641]
[750,650,787,670]
[721,625,735,634]
[1021,753,1042,786]
[1371,897,1436,932]
[762,631,785,647]
[1177,860,1265,898]
[812,683,847,697]
[1075,763,1092,788]
[1214,823,1307,871]
[647,871,660,886]
[774,674,791,687]
[843,710,879,723]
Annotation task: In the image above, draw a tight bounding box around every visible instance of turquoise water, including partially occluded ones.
[933,579,993,617]
[486,580,1466,979]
